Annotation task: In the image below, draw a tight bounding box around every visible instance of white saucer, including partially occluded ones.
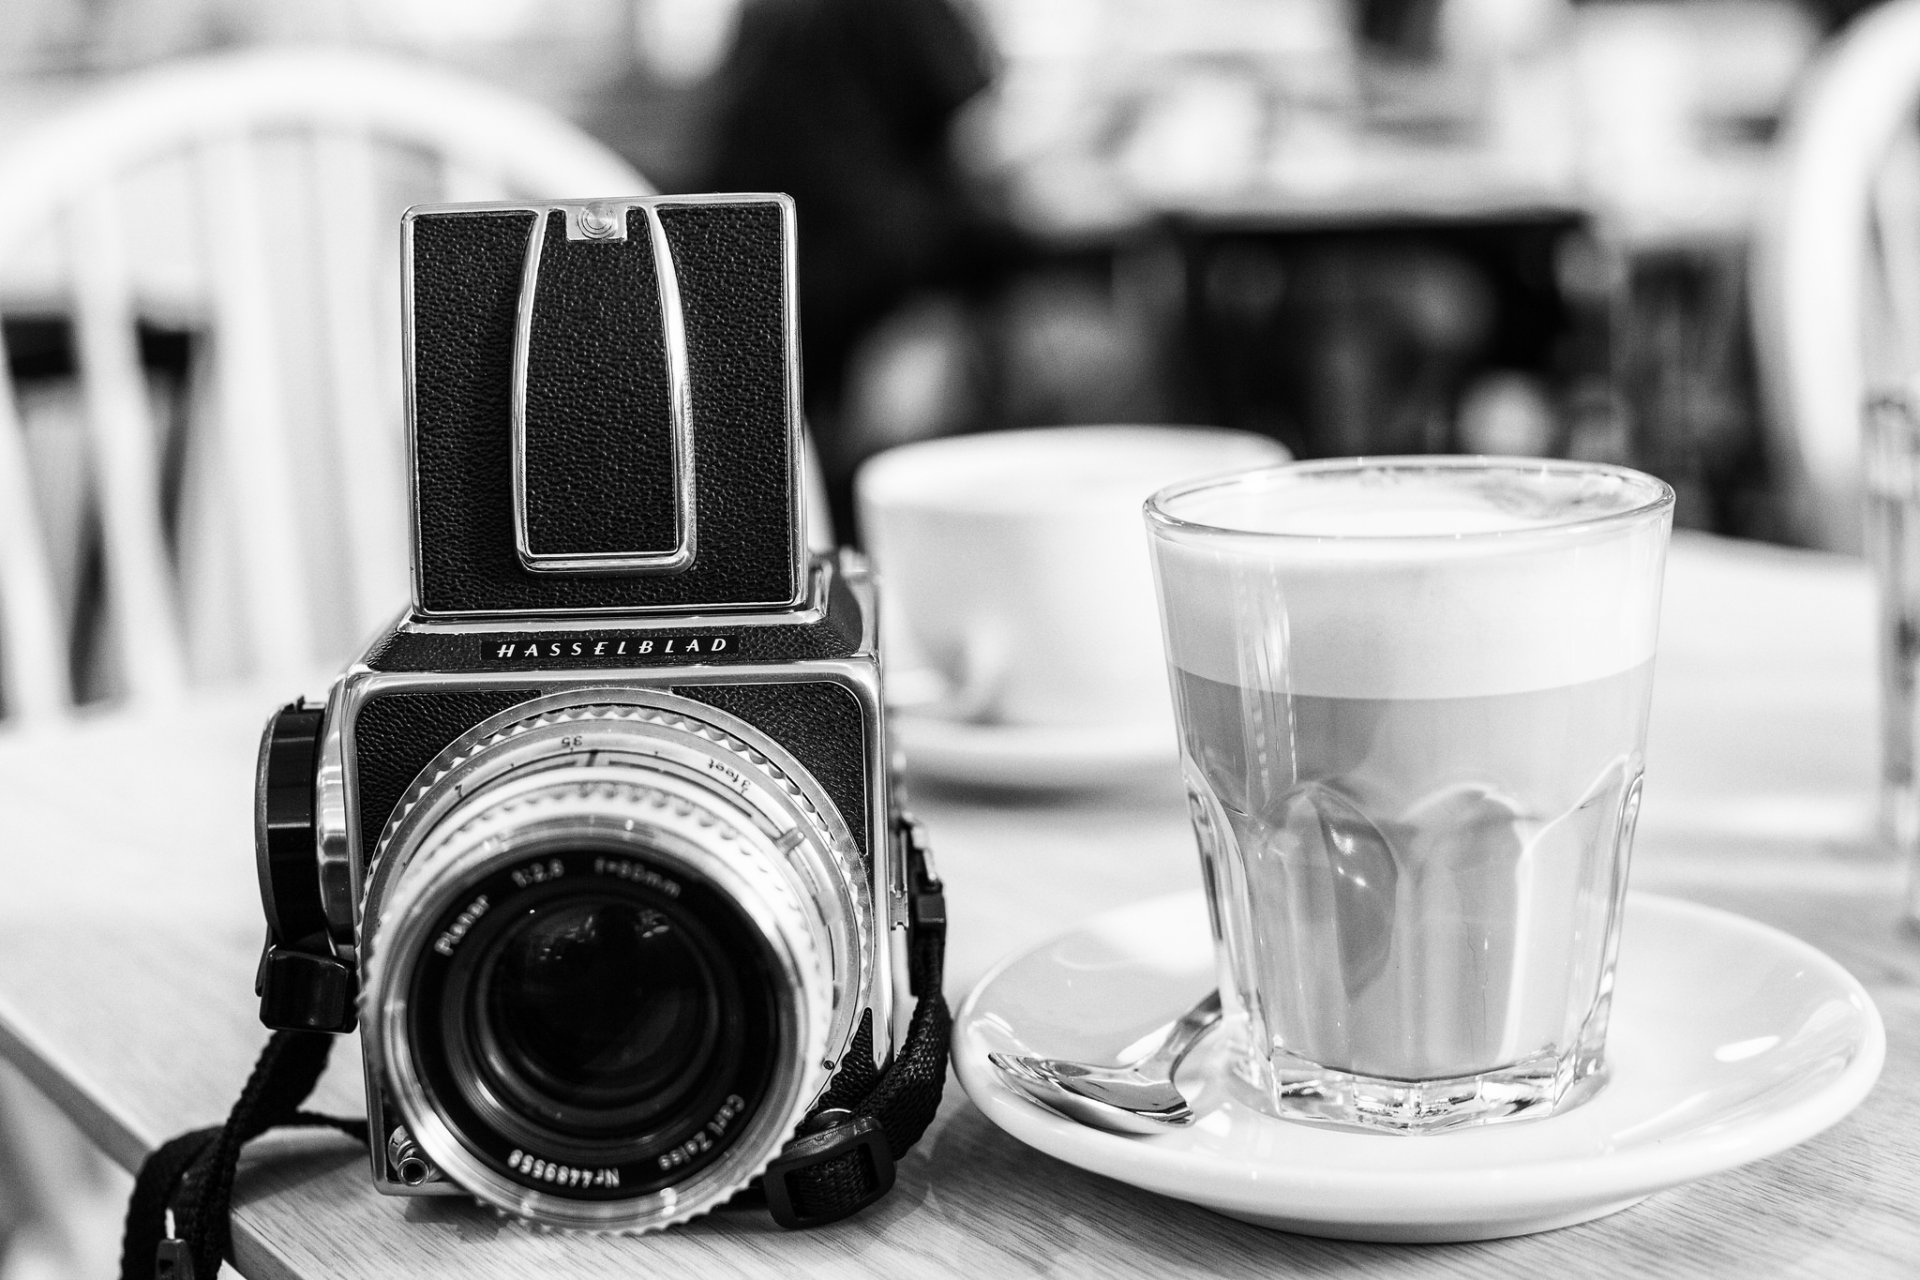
[953,890,1885,1243]
[892,711,1178,790]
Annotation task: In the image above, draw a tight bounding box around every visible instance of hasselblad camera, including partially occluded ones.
[250,195,946,1234]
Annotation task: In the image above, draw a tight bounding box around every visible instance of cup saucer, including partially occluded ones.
[953,889,1884,1243]
[891,711,1178,790]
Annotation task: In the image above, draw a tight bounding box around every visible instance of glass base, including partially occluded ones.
[1235,1038,1607,1135]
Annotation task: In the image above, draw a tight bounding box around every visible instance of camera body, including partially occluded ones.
[253,196,934,1233]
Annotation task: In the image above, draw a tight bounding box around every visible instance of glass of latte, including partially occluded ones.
[1145,457,1673,1133]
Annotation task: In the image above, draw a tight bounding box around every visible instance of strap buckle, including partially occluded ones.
[155,1235,194,1280]
[761,1110,895,1230]
[255,940,358,1033]
[898,816,945,998]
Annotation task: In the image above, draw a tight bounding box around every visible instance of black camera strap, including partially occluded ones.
[121,824,948,1279]
[756,817,950,1228]
[118,1030,369,1280]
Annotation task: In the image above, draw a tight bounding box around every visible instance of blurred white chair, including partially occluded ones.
[0,46,651,1280]
[1751,0,1920,551]
[0,46,650,724]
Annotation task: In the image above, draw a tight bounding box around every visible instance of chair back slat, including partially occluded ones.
[67,190,188,707]
[0,349,72,723]
[312,128,409,638]
[1870,132,1920,383]
[193,133,313,687]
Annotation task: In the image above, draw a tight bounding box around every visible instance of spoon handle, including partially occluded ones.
[1137,990,1223,1075]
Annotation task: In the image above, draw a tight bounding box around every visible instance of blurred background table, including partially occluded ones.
[0,530,1913,1279]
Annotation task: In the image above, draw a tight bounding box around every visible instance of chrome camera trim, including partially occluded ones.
[509,202,697,576]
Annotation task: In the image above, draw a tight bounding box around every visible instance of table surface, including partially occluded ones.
[1,531,1915,1280]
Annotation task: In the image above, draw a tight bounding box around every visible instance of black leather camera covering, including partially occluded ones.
[350,681,871,875]
[351,688,538,873]
[408,199,801,616]
[680,681,870,863]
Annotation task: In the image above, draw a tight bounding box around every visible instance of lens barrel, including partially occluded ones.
[360,697,862,1232]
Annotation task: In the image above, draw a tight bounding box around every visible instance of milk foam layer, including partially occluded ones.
[1148,464,1671,700]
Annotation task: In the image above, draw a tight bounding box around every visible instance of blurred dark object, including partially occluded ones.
[1795,0,1897,31]
[1166,211,1612,462]
[1358,0,1879,48]
[830,207,1791,542]
[1620,247,1783,539]
[1153,209,1791,539]
[691,0,1030,534]
[1356,0,1446,58]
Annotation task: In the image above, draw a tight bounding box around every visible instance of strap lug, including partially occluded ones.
[256,942,358,1033]
[154,1237,194,1280]
[762,1110,894,1229]
[898,815,945,997]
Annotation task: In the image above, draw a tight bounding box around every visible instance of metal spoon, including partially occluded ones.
[989,990,1222,1135]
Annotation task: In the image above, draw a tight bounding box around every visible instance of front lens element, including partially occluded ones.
[409,844,784,1197]
[476,896,721,1132]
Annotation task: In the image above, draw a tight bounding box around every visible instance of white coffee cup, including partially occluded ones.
[855,425,1290,732]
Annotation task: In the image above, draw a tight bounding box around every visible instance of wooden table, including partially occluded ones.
[1,532,1914,1279]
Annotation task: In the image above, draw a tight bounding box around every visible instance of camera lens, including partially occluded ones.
[364,704,857,1232]
[476,897,718,1130]
[410,847,783,1191]
[443,873,769,1155]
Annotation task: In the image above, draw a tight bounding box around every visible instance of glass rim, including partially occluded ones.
[1143,455,1675,544]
